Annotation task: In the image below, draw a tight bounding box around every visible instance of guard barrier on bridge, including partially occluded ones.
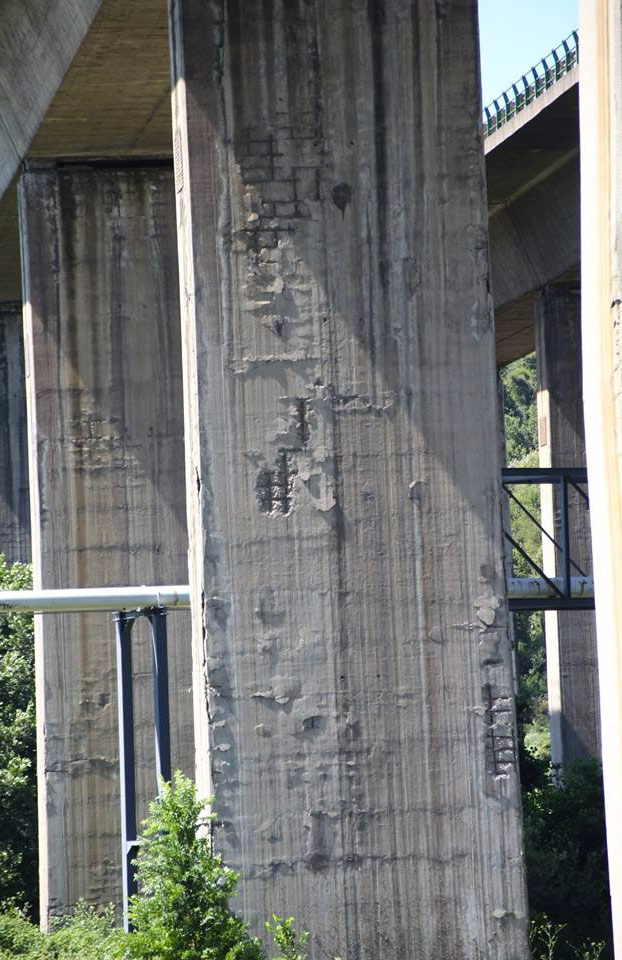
[483,31,579,138]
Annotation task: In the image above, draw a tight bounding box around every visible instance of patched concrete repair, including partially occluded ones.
[18,165,193,920]
[170,2,529,957]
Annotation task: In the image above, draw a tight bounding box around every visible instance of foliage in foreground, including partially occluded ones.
[530,915,606,960]
[0,557,37,913]
[0,774,312,960]
[125,773,313,960]
[524,760,613,959]
[0,901,118,959]
[124,772,265,960]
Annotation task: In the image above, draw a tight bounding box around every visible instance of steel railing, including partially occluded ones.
[483,31,579,139]
[502,467,593,611]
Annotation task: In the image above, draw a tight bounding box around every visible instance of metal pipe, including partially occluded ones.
[115,611,138,931]
[0,585,191,613]
[507,576,594,599]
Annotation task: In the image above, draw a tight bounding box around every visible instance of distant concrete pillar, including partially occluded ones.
[535,285,601,764]
[18,165,193,920]
[170,3,529,958]
[580,1,622,952]
[0,302,30,562]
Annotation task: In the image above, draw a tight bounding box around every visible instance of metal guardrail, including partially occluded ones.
[483,31,579,138]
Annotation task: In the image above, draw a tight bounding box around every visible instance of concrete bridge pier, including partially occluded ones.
[18,164,194,921]
[580,0,622,951]
[0,301,30,563]
[535,284,601,764]
[170,1,529,957]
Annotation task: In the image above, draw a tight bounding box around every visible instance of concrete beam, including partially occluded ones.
[27,0,172,162]
[170,2,529,956]
[19,164,193,920]
[485,81,580,367]
[489,153,580,316]
[580,0,622,952]
[535,286,601,764]
[0,0,102,198]
[0,302,30,563]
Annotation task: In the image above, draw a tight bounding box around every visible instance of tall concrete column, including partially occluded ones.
[0,301,30,562]
[170,3,529,958]
[535,285,601,764]
[580,1,622,952]
[18,165,193,920]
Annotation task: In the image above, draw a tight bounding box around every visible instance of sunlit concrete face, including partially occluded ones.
[580,1,622,953]
[18,165,194,920]
[170,2,529,957]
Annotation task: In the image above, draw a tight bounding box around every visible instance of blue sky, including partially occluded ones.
[478,0,579,108]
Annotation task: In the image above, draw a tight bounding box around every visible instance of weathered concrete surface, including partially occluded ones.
[0,0,102,198]
[19,165,193,920]
[171,2,529,957]
[535,286,601,764]
[580,1,622,952]
[0,303,30,563]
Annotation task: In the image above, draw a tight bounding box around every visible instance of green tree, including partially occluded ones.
[124,774,314,960]
[501,353,538,463]
[0,556,37,912]
[125,772,265,960]
[524,761,613,958]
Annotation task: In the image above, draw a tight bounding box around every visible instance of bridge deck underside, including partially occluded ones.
[0,0,580,370]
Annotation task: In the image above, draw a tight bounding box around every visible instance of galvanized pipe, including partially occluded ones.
[0,585,191,613]
[506,576,594,599]
[0,581,593,611]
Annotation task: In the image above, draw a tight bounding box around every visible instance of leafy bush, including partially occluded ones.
[524,761,613,957]
[124,772,265,960]
[123,773,316,960]
[0,770,313,960]
[0,557,37,913]
[0,902,118,959]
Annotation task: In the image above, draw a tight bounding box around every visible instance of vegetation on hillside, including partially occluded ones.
[500,354,550,762]
[0,557,37,914]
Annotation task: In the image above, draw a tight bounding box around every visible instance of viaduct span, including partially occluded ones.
[0,3,620,958]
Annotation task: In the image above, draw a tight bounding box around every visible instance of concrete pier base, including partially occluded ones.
[0,302,30,563]
[170,2,529,957]
[535,284,600,764]
[18,165,193,920]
